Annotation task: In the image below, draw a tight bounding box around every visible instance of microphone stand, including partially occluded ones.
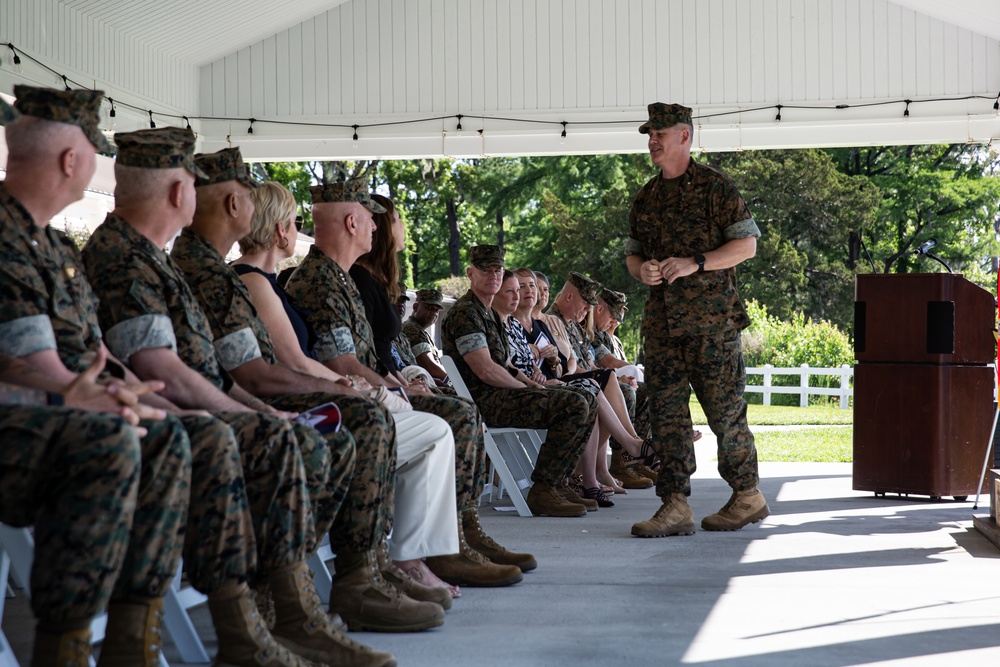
[922,251,952,273]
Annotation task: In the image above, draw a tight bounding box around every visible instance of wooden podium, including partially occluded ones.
[853,274,995,499]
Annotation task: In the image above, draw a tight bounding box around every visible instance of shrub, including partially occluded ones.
[741,300,854,406]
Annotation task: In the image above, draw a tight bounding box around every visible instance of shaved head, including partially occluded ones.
[114,164,187,207]
[4,116,88,165]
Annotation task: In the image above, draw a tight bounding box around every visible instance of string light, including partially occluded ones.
[6,44,22,73]
[3,42,998,142]
[107,98,117,130]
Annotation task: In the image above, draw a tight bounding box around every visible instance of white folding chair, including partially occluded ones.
[306,534,335,606]
[442,356,545,517]
[0,524,209,666]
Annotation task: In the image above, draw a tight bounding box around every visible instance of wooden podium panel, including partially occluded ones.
[853,363,993,498]
[855,273,995,364]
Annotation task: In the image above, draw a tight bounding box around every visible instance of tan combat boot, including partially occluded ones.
[631,493,696,537]
[374,541,452,610]
[558,480,598,511]
[425,519,524,588]
[329,551,444,632]
[270,562,397,667]
[621,451,659,483]
[96,598,164,666]
[609,449,654,489]
[462,507,537,572]
[525,481,587,517]
[32,625,91,667]
[208,588,323,667]
[701,488,770,531]
[250,579,277,630]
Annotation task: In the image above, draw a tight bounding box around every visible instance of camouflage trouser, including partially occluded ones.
[409,392,487,512]
[213,411,322,573]
[176,414,256,593]
[644,328,759,497]
[0,407,189,628]
[270,393,388,554]
[475,386,596,486]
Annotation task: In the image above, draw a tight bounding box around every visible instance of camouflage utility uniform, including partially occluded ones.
[0,405,189,626]
[0,186,252,595]
[286,247,487,513]
[81,213,329,574]
[626,158,761,497]
[172,228,393,554]
[402,318,441,368]
[441,290,596,487]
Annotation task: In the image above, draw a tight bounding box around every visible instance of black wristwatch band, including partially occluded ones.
[694,253,706,273]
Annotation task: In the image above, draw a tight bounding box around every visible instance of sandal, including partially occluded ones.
[693,429,703,442]
[582,486,615,508]
[639,440,661,472]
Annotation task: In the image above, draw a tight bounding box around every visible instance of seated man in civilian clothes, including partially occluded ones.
[285,177,533,586]
[0,89,298,667]
[170,147,448,631]
[440,245,599,518]
[78,128,393,667]
[401,288,452,387]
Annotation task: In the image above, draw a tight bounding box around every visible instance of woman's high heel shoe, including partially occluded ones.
[582,486,615,508]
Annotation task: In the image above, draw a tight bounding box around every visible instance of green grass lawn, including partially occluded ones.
[689,399,854,462]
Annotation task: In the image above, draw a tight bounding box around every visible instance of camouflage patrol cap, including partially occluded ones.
[193,147,259,189]
[469,245,505,270]
[309,164,386,214]
[638,102,693,134]
[113,127,208,179]
[12,85,112,153]
[0,98,18,126]
[415,288,444,307]
[599,287,628,321]
[566,271,602,306]
[397,283,411,302]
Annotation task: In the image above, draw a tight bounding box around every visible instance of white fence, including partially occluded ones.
[746,364,854,409]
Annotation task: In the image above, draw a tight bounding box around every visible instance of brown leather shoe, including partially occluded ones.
[330,551,445,633]
[701,488,769,531]
[525,481,587,517]
[609,450,654,489]
[631,493,696,538]
[559,480,598,511]
[375,541,452,610]
[425,519,524,587]
[462,508,537,572]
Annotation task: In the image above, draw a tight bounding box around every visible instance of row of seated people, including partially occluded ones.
[0,86,533,667]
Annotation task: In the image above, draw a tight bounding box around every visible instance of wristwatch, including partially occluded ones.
[694,253,706,273]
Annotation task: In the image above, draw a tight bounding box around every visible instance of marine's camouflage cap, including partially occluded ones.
[193,147,259,189]
[638,102,693,135]
[567,271,602,306]
[415,288,444,307]
[397,283,411,302]
[599,287,628,321]
[469,244,505,270]
[113,127,208,179]
[309,164,385,213]
[0,98,18,126]
[12,85,112,153]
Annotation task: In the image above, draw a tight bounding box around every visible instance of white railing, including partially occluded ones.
[746,364,854,409]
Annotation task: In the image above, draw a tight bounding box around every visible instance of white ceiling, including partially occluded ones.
[56,0,350,65]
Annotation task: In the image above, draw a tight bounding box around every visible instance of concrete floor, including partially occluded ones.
[4,436,999,667]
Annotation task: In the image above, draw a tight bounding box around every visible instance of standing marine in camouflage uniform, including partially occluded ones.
[0,90,197,667]
[441,246,600,518]
[401,289,452,386]
[285,180,530,588]
[171,147,445,635]
[78,128,392,667]
[625,102,769,537]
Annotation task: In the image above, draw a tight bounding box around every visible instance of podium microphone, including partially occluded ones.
[914,238,938,255]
